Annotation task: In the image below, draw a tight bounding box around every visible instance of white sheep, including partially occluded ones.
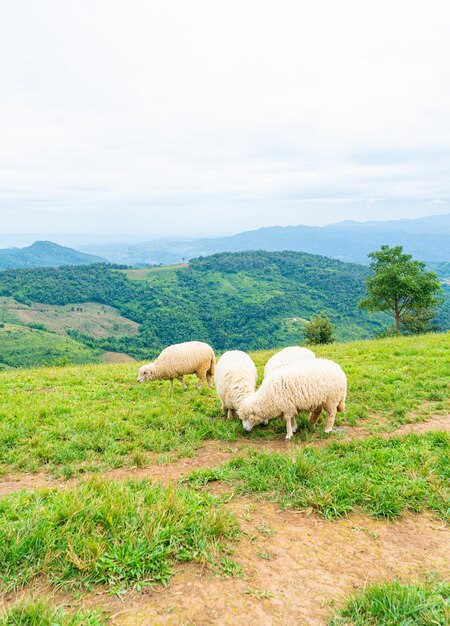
[215,350,258,419]
[238,358,347,440]
[264,346,315,378]
[137,341,215,391]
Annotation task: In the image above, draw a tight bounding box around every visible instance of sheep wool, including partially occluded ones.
[239,358,347,440]
[137,341,215,391]
[264,346,315,378]
[215,350,258,419]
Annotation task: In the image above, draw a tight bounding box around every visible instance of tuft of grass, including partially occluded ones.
[329,578,450,625]
[0,478,238,594]
[186,432,450,521]
[220,557,244,578]
[244,589,275,600]
[0,600,105,626]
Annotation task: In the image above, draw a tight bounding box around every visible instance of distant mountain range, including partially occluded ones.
[79,213,450,266]
[0,241,106,270]
[1,213,449,270]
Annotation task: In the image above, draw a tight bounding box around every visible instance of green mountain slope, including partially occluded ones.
[0,324,100,369]
[0,241,106,269]
[1,250,448,363]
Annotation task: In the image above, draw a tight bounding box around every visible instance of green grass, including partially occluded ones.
[0,324,100,369]
[329,578,450,625]
[0,478,238,594]
[0,601,105,626]
[0,362,243,478]
[186,432,450,520]
[0,333,449,478]
[293,332,450,428]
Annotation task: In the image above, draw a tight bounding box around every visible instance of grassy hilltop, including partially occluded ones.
[1,332,448,478]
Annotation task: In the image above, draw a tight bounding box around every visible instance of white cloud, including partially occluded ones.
[1,0,450,237]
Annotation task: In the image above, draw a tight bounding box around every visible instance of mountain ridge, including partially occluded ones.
[78,213,450,266]
[0,240,107,269]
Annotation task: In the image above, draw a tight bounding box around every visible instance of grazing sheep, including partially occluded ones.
[238,359,347,439]
[137,341,215,391]
[215,350,258,419]
[264,346,315,378]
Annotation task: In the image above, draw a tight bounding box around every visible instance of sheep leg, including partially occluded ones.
[196,370,207,388]
[227,408,235,420]
[169,379,174,392]
[206,372,213,388]
[324,407,337,433]
[284,414,295,440]
[291,416,298,433]
[309,409,322,429]
[178,376,187,388]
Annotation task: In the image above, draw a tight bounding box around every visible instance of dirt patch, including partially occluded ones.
[107,506,449,626]
[101,352,137,364]
[0,473,62,498]
[0,440,284,498]
[393,413,450,434]
[323,413,450,443]
[1,416,448,499]
[2,505,448,626]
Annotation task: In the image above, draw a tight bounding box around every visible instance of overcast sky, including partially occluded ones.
[1,0,450,240]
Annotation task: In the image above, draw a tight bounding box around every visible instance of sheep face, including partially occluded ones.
[137,363,156,382]
[238,402,265,432]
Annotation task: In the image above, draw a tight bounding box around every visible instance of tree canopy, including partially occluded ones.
[303,313,335,345]
[359,245,443,334]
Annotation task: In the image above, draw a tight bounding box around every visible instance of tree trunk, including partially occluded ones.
[394,300,400,335]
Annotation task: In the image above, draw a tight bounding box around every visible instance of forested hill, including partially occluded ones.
[1,250,448,359]
[0,241,106,269]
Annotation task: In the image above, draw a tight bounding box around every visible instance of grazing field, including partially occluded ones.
[0,333,448,478]
[0,332,449,624]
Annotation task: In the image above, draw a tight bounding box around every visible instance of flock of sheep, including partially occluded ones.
[137,341,347,440]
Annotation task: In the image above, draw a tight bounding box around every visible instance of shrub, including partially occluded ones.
[303,313,335,344]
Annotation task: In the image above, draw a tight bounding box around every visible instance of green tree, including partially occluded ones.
[359,245,443,335]
[401,308,439,335]
[303,312,335,344]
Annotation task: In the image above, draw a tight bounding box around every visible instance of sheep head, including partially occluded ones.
[238,396,263,431]
[137,363,156,382]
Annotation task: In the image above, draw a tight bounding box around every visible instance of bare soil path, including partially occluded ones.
[2,504,448,626]
[107,505,449,626]
[1,414,448,499]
